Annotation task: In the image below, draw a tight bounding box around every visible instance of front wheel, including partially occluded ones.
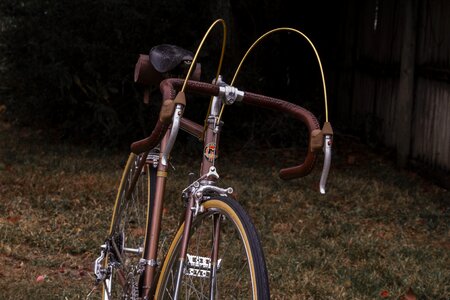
[155,196,270,299]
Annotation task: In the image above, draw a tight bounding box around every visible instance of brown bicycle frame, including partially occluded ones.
[119,77,322,299]
[134,96,223,299]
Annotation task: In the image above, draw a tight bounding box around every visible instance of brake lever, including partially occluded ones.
[319,134,332,194]
[319,121,333,194]
[161,104,183,166]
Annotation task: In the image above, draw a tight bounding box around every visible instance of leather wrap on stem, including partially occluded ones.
[242,92,320,179]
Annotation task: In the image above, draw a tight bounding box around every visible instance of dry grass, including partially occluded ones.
[0,120,448,300]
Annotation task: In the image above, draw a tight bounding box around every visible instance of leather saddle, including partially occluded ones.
[150,44,194,73]
[134,44,201,86]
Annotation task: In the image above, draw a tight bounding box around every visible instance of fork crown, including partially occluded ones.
[182,166,233,216]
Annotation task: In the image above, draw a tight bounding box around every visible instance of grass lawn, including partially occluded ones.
[0,119,448,299]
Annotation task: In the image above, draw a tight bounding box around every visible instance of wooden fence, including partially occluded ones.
[334,0,450,171]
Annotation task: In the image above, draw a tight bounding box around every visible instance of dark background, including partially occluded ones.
[0,0,339,141]
[1,0,449,177]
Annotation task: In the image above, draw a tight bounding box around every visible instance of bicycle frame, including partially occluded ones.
[89,19,336,299]
[93,74,331,300]
[116,89,225,299]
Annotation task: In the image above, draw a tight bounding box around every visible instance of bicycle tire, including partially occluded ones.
[155,196,270,300]
[103,153,155,299]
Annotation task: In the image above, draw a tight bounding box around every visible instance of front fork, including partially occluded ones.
[173,220,222,300]
[209,214,222,298]
[173,180,231,300]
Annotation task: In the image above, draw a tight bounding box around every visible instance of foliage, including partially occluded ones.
[0,0,211,146]
[0,0,332,148]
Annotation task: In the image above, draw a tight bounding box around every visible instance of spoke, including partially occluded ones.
[107,154,150,298]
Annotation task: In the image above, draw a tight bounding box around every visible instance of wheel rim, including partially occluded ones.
[108,155,150,299]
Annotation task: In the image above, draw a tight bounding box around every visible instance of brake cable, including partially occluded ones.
[178,19,227,139]
[219,27,330,124]
[181,19,226,93]
[222,27,333,193]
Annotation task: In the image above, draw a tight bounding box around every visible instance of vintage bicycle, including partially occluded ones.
[88,19,333,300]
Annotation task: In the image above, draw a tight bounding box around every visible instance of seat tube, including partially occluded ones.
[142,132,170,299]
